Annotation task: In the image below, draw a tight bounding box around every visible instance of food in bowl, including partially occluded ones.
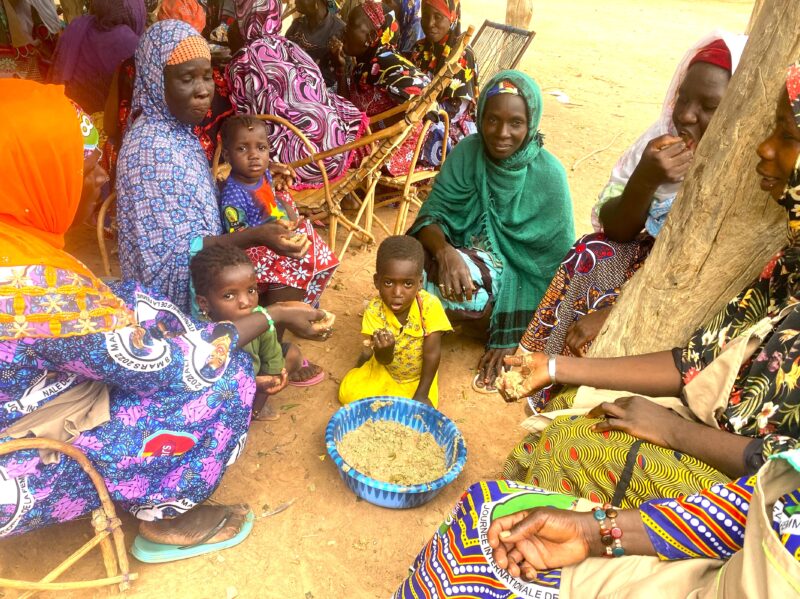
[336,420,446,486]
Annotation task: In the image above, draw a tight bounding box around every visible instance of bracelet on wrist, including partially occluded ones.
[592,503,624,557]
[547,354,557,385]
[252,306,274,332]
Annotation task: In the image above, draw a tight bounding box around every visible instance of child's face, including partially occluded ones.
[223,124,270,184]
[197,264,259,322]
[374,258,422,316]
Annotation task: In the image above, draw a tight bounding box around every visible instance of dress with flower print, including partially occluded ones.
[0,278,254,537]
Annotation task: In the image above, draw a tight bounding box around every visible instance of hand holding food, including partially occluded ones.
[637,133,693,185]
[495,353,551,402]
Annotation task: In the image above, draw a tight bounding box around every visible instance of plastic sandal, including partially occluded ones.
[131,510,254,564]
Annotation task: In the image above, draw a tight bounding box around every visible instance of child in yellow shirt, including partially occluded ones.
[338,236,452,407]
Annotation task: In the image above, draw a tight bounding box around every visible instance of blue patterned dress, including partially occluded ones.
[0,272,254,537]
[116,21,222,314]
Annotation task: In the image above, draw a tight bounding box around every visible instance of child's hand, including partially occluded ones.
[372,328,395,365]
[412,392,434,407]
[329,37,346,69]
[256,369,289,395]
[269,162,296,191]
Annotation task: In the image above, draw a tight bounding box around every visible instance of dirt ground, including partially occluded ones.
[0,1,754,597]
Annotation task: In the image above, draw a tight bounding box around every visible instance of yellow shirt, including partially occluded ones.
[361,290,453,384]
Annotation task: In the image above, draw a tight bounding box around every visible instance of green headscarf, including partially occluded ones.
[409,69,575,348]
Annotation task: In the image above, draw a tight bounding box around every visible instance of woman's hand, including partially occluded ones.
[587,395,682,448]
[476,348,515,391]
[488,508,595,578]
[435,245,475,302]
[268,301,329,340]
[565,307,611,357]
[636,134,693,186]
[269,162,295,192]
[495,353,551,402]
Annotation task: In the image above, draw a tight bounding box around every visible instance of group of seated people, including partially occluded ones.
[0,0,798,596]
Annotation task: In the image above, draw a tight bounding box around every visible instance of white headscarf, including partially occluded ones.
[592,30,748,237]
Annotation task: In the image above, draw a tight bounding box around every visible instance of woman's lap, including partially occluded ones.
[422,247,500,317]
[503,406,729,508]
[0,351,254,537]
[394,480,582,598]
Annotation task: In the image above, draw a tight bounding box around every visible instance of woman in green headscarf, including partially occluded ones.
[409,70,575,392]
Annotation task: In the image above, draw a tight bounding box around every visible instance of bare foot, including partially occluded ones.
[138,504,250,547]
[253,399,280,421]
[288,360,322,383]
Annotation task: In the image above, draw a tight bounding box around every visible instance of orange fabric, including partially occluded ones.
[166,35,211,65]
[158,0,207,34]
[0,80,134,339]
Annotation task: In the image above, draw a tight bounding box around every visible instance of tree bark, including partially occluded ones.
[588,0,799,358]
[746,0,767,34]
[505,0,533,29]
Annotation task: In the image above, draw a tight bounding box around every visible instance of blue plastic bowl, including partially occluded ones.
[326,396,468,509]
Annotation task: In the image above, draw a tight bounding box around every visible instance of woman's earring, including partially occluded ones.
[200,309,208,318]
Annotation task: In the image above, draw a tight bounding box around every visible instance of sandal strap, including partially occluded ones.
[177,507,232,550]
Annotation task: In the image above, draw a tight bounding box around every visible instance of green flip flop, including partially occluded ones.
[131,509,255,564]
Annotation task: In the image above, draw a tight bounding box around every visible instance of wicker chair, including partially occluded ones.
[471,20,536,88]
[285,26,474,258]
[0,438,136,596]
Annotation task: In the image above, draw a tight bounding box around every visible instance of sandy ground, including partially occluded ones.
[0,1,754,597]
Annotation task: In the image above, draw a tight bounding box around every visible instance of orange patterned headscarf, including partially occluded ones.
[0,80,134,339]
[158,0,207,34]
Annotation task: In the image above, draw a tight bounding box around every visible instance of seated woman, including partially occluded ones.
[333,1,436,174]
[116,21,335,384]
[407,0,477,160]
[499,61,800,508]
[395,450,800,598]
[286,0,346,89]
[0,80,329,555]
[49,0,146,114]
[226,0,369,190]
[409,70,574,392]
[104,6,235,176]
[518,33,747,409]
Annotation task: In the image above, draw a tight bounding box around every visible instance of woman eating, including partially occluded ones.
[500,62,800,508]
[520,33,747,411]
[0,79,329,558]
[407,0,477,159]
[226,0,368,190]
[116,20,333,385]
[409,70,574,393]
[49,0,147,114]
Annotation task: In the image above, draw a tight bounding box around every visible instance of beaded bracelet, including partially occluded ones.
[252,306,274,332]
[592,503,625,557]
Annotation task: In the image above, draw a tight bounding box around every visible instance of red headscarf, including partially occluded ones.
[688,38,732,72]
[158,0,207,34]
[424,0,457,22]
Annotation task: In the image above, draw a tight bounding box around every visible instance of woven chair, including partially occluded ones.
[0,438,136,596]
[286,25,474,259]
[471,20,536,88]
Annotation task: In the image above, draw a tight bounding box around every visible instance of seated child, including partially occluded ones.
[338,236,452,407]
[219,114,338,387]
[191,244,288,421]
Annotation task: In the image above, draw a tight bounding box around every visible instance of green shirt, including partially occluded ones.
[243,328,284,376]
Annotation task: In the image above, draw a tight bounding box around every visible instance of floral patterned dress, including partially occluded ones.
[0,276,254,537]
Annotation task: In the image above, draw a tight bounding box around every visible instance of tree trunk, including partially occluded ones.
[505,0,533,29]
[746,0,767,34]
[588,0,799,358]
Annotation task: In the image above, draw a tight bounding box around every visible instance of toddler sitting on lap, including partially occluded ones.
[191,245,287,421]
[338,236,452,407]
